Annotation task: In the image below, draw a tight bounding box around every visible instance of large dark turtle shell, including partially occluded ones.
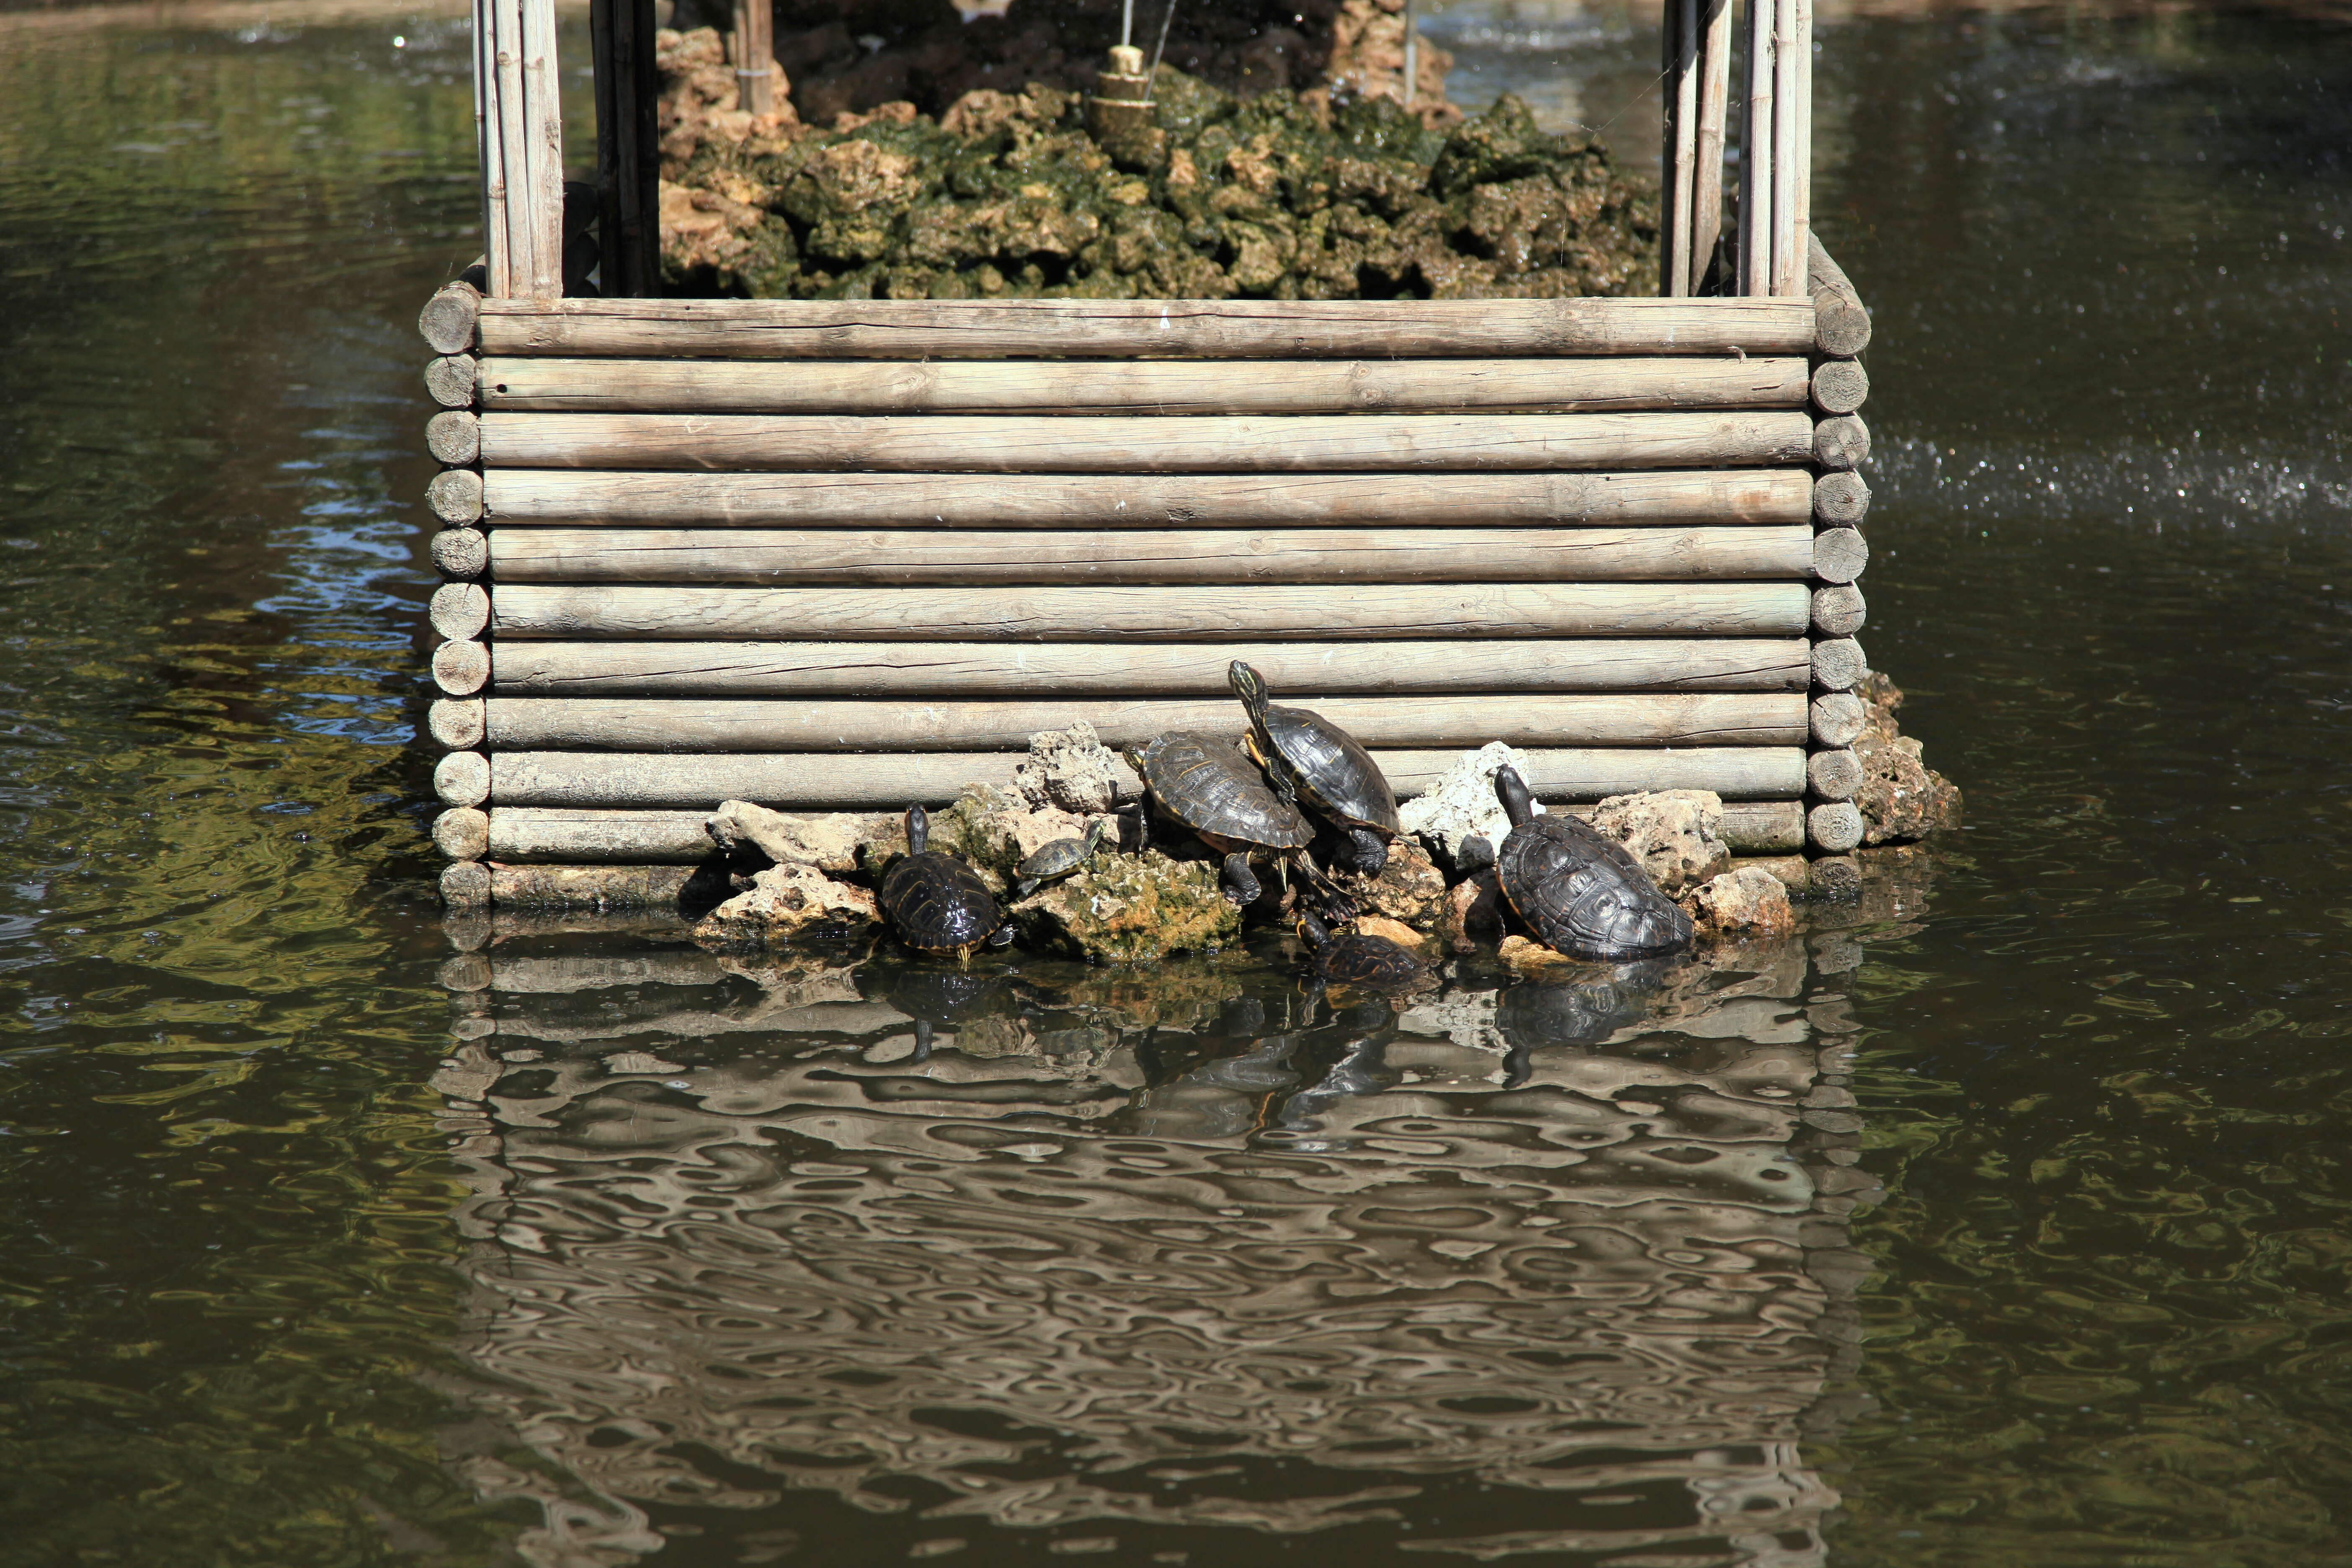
[1496,813,1693,961]
[1135,732,1312,851]
[1230,664,1399,836]
[881,850,1003,954]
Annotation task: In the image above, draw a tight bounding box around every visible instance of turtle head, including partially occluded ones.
[905,803,929,854]
[1228,660,1271,723]
[1494,764,1535,830]
[1081,818,1106,855]
[1294,910,1332,951]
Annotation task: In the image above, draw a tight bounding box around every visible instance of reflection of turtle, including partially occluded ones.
[1011,820,1106,899]
[1493,765,1692,960]
[1230,660,1400,873]
[1295,912,1426,993]
[879,805,1012,956]
[1491,967,1667,1088]
[1128,731,1314,905]
[866,961,1024,1063]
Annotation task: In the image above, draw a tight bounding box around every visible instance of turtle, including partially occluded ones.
[879,805,1014,956]
[1010,819,1106,900]
[1127,731,1315,906]
[1229,660,1401,874]
[1294,911,1428,993]
[1491,763,1693,961]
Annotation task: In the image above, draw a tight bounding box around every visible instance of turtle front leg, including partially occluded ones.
[1221,851,1263,906]
[986,921,1016,948]
[1348,827,1388,875]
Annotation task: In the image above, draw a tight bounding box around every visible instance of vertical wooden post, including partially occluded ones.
[475,0,563,300]
[1668,0,1700,295]
[1791,0,1814,297]
[1691,0,1733,291]
[1402,0,1418,108]
[1738,0,1774,296]
[731,0,775,117]
[1769,0,1806,296]
[591,0,661,297]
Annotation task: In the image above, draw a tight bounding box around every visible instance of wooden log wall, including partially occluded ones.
[420,288,1873,906]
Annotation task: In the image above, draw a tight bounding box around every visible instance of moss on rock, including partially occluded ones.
[1016,850,1243,964]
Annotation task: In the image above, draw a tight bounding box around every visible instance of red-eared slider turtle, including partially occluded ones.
[1295,912,1427,993]
[1229,660,1401,873]
[1492,764,1692,961]
[1128,731,1314,905]
[1010,819,1106,900]
[880,805,1013,956]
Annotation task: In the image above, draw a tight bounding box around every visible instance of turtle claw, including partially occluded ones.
[1349,827,1388,875]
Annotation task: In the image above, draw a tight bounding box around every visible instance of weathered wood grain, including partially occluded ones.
[430,582,492,641]
[481,693,1808,752]
[432,527,488,579]
[1808,236,1872,356]
[428,468,485,524]
[488,638,1812,696]
[1807,799,1864,852]
[488,581,1814,640]
[1805,747,1861,801]
[1811,470,1868,527]
[1810,691,1866,748]
[1810,359,1868,415]
[436,750,491,807]
[433,806,491,861]
[419,281,482,355]
[427,410,481,465]
[1810,636,1866,691]
[486,525,1817,586]
[1812,526,1869,585]
[480,467,1815,528]
[489,862,695,908]
[426,353,478,409]
[475,410,1821,473]
[1812,415,1870,470]
[429,697,486,750]
[1810,583,1866,637]
[434,639,492,696]
[441,859,491,907]
[473,295,1822,360]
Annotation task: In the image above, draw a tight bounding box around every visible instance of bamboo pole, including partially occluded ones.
[487,638,1813,696]
[1740,0,1774,296]
[485,525,1818,586]
[1769,0,1803,296]
[472,355,1813,415]
[1692,0,1734,290]
[1791,0,1813,301]
[478,0,564,299]
[475,411,1822,473]
[472,296,1822,359]
[729,0,774,116]
[1663,0,1700,295]
[488,581,1814,641]
[479,468,1816,529]
[479,693,1808,753]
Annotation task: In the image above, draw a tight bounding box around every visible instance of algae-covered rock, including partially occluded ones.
[1016,850,1243,963]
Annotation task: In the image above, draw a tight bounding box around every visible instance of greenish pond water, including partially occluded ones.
[3,3,2350,1563]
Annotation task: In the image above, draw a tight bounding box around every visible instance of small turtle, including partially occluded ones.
[1229,660,1401,873]
[879,805,1013,956]
[1492,764,1692,961]
[1128,731,1315,905]
[1294,912,1427,993]
[1010,819,1106,899]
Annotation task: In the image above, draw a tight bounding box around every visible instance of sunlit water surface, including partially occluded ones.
[2,2,2350,1563]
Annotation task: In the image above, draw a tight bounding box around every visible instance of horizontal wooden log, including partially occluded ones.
[419,281,482,356]
[490,638,1812,696]
[1810,692,1866,748]
[426,354,477,410]
[483,468,1814,529]
[490,863,696,909]
[491,582,1813,641]
[1811,470,1868,527]
[1806,748,1861,801]
[432,527,487,579]
[434,639,491,696]
[434,806,491,861]
[487,526,1817,587]
[442,860,491,908]
[427,410,481,466]
[1813,526,1868,585]
[477,296,1821,361]
[475,355,1812,416]
[1807,799,1865,853]
[428,469,485,524]
[1810,636,1866,691]
[429,697,486,750]
[486,746,1808,807]
[1812,415,1870,471]
[1808,237,1872,357]
[477,411,1820,474]
[1811,584,1866,637]
[436,750,491,807]
[471,799,1809,863]
[482,693,1808,753]
[1809,359,1868,415]
[489,806,716,862]
[430,582,491,641]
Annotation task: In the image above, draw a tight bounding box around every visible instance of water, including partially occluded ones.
[3,1,2350,1562]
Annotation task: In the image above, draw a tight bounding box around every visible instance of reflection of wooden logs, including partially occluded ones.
[1810,584,1866,637]
[475,294,1823,359]
[434,639,491,696]
[1811,470,1869,527]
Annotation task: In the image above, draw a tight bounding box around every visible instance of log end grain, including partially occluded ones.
[419,283,482,356]
[1813,414,1871,471]
[1810,635,1867,691]
[432,806,492,861]
[427,468,485,524]
[429,581,492,642]
[433,637,491,696]
[1810,358,1869,415]
[1807,800,1865,853]
[1805,746,1862,800]
[429,696,487,750]
[1806,851,1863,900]
[1809,691,1866,748]
[1812,525,1869,585]
[425,354,480,410]
[440,859,493,908]
[1812,469,1870,527]
[426,410,482,466]
[1811,583,1866,637]
[432,526,488,580]
[434,749,492,807]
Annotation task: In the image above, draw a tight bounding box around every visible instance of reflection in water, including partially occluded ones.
[434,928,1886,1565]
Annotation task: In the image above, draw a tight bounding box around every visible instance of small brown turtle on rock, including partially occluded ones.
[1010,819,1106,900]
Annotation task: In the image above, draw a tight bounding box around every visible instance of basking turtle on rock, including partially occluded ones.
[1492,764,1692,961]
[1009,819,1106,900]
[1295,912,1428,994]
[1127,731,1317,907]
[1229,660,1401,874]
[879,805,1014,957]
